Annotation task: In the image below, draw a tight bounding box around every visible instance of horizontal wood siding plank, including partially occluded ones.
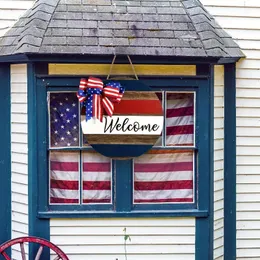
[0,0,34,37]
[202,0,260,7]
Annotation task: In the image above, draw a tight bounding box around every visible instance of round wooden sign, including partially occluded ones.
[81,81,163,159]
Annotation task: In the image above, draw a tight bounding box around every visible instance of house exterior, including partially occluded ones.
[0,0,258,259]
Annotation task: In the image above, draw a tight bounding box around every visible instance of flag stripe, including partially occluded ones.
[51,170,78,181]
[83,199,111,203]
[50,188,79,201]
[50,198,79,203]
[83,181,111,190]
[83,162,111,172]
[134,198,193,203]
[166,125,194,136]
[166,135,194,146]
[50,162,78,171]
[166,115,193,128]
[135,162,193,172]
[167,106,194,118]
[135,180,193,190]
[134,189,193,200]
[135,171,193,181]
[82,190,112,200]
[83,172,111,182]
[50,179,79,190]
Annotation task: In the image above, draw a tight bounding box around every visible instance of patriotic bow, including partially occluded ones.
[77,77,125,122]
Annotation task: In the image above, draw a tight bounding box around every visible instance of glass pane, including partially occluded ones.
[133,150,194,204]
[49,151,80,204]
[49,92,79,148]
[82,151,112,204]
[166,92,194,146]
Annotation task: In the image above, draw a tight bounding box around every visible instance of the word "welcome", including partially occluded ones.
[81,116,163,135]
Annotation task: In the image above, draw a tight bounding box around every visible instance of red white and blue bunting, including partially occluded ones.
[77,77,125,122]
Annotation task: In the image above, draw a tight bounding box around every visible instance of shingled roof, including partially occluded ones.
[0,0,244,59]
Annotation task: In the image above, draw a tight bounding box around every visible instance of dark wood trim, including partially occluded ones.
[224,63,237,260]
[0,64,11,248]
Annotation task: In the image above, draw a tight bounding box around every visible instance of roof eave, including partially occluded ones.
[0,53,243,65]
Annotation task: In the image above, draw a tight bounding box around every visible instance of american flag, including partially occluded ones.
[166,93,194,146]
[49,92,112,204]
[49,92,79,147]
[50,151,80,204]
[50,151,112,204]
[49,92,194,204]
[134,93,195,203]
[82,151,112,204]
[134,149,194,203]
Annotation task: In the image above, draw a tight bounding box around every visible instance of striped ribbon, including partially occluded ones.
[77,77,125,122]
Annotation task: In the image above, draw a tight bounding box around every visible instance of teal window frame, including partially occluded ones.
[35,76,212,219]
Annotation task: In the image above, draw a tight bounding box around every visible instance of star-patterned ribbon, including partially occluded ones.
[77,77,125,122]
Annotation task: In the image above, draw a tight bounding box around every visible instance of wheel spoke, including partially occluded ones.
[34,245,44,260]
[0,237,68,260]
[20,242,26,260]
[2,251,11,260]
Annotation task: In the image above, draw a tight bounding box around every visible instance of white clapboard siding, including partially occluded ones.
[0,0,35,37]
[202,0,260,259]
[11,64,29,258]
[50,218,195,260]
[212,65,224,260]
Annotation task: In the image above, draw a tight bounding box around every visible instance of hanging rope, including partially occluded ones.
[107,55,139,80]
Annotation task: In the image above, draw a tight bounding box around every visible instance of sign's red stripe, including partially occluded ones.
[135,162,193,172]
[134,198,193,203]
[166,125,194,135]
[50,197,79,204]
[134,180,193,190]
[114,100,162,115]
[83,162,110,172]
[51,162,78,171]
[83,181,111,190]
[50,179,79,190]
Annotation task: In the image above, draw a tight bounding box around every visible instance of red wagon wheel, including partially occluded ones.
[0,236,69,260]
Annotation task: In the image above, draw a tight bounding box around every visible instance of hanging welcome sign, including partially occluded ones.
[77,77,163,159]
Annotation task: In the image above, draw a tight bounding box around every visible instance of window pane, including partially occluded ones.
[82,151,112,204]
[133,150,194,204]
[166,93,194,146]
[49,92,79,148]
[49,151,80,204]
